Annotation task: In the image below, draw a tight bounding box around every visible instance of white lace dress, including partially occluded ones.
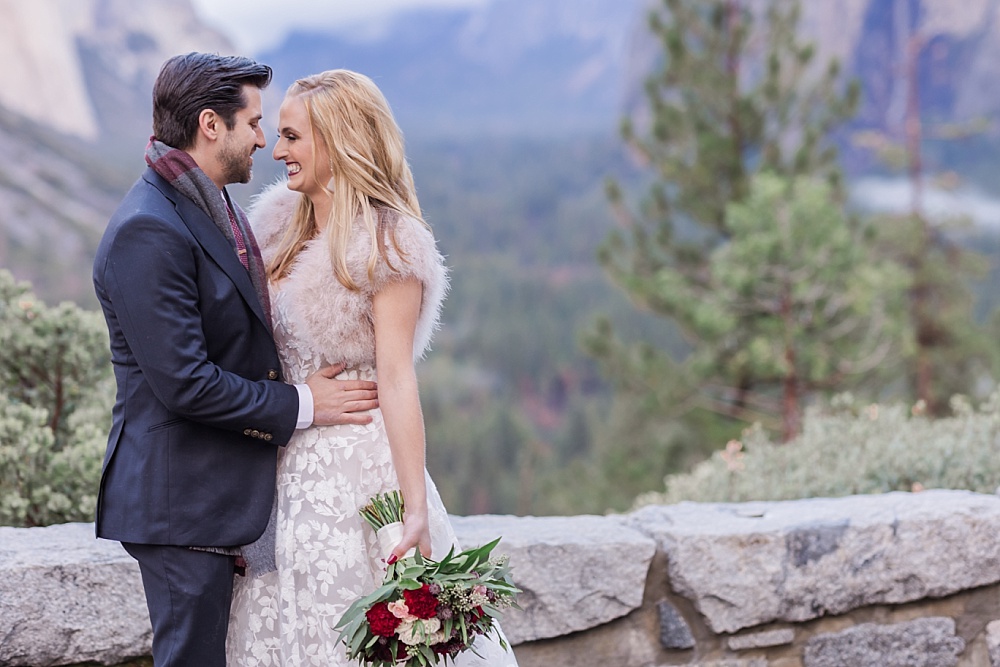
[226,186,518,667]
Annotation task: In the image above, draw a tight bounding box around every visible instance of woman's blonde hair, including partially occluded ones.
[267,69,426,290]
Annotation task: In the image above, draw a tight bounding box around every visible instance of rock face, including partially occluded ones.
[449,514,657,644]
[0,1,100,140]
[0,522,151,667]
[629,490,1000,633]
[727,628,795,651]
[803,617,965,667]
[657,599,696,650]
[624,0,1000,168]
[0,0,233,145]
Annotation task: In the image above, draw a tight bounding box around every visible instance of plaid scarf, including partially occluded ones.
[144,138,271,325]
[144,138,277,576]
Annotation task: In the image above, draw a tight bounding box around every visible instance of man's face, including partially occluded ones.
[218,85,265,185]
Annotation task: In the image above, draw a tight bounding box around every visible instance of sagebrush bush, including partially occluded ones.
[0,271,112,526]
[637,392,1000,507]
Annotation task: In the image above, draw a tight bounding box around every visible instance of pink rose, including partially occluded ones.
[387,600,415,620]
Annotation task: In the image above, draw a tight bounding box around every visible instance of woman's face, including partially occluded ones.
[273,95,332,200]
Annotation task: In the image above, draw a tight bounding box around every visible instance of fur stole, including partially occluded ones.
[248,181,448,367]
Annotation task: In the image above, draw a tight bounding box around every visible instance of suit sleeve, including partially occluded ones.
[100,212,298,443]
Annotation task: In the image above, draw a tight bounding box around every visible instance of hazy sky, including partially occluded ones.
[190,0,488,52]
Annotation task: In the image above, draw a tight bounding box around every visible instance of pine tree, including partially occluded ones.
[853,4,993,414]
[587,0,870,441]
[706,173,908,439]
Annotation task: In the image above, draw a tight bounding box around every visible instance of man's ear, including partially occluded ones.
[198,109,221,141]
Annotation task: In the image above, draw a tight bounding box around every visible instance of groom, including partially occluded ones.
[92,53,377,667]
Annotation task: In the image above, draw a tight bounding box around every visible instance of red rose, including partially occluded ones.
[366,601,402,637]
[403,584,439,619]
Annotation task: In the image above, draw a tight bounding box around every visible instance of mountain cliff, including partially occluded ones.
[0,0,233,148]
[624,0,1000,156]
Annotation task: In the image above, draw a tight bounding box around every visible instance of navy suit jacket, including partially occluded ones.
[92,168,298,547]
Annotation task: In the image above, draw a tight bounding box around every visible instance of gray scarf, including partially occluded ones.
[144,138,271,325]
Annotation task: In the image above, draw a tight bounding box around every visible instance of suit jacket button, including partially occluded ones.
[264,433,273,442]
[251,429,260,438]
[243,428,252,436]
[267,369,279,380]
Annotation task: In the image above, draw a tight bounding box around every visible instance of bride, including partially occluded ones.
[226,69,519,666]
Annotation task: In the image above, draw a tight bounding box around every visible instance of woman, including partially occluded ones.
[226,70,518,666]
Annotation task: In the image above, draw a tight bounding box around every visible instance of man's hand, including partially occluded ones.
[306,363,378,426]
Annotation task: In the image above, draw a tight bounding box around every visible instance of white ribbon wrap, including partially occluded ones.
[376,521,416,560]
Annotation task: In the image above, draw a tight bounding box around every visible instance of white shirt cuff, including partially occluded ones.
[294,384,314,429]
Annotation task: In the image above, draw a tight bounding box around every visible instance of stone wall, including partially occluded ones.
[4,490,1000,666]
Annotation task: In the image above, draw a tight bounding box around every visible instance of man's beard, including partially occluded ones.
[219,135,253,185]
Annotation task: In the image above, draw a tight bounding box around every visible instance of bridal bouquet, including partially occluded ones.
[334,491,520,666]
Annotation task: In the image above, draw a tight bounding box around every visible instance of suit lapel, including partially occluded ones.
[144,170,270,329]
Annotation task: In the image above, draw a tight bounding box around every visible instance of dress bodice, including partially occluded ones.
[270,282,326,384]
[249,183,448,372]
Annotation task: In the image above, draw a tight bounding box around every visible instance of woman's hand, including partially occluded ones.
[388,506,431,564]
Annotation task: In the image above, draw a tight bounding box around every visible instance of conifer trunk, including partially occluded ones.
[781,280,800,442]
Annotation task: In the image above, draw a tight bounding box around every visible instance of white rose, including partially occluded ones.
[396,618,442,645]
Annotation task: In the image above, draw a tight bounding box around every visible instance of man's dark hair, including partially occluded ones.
[152,52,272,150]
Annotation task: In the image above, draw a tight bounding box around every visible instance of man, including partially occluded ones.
[92,53,377,666]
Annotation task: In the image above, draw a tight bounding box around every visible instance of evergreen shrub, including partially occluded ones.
[0,271,111,526]
[638,392,1000,506]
